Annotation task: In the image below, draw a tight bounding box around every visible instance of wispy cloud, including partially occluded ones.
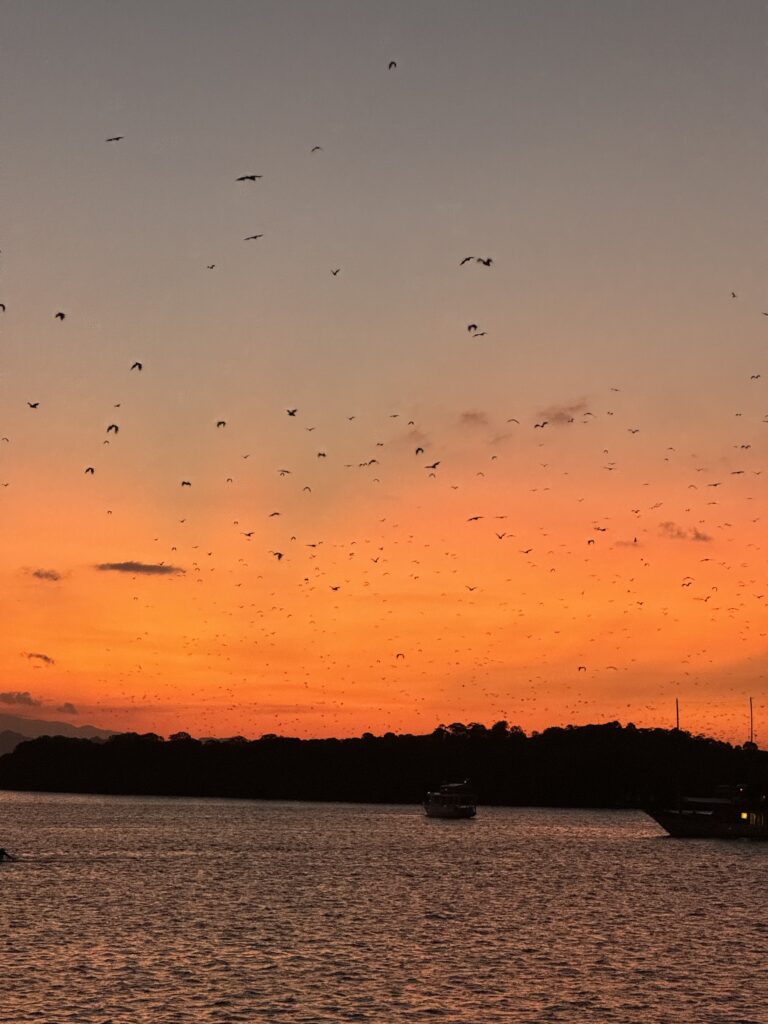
[24,652,55,665]
[659,522,712,542]
[538,399,589,425]
[29,568,62,582]
[55,702,78,715]
[459,410,489,428]
[405,427,430,445]
[95,561,185,575]
[0,690,41,706]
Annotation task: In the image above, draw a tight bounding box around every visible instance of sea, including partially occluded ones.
[0,792,765,1024]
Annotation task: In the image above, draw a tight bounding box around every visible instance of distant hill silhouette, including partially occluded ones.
[0,731,26,757]
[0,721,765,807]
[0,712,114,745]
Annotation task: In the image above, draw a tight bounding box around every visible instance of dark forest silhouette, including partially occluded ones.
[1,721,765,807]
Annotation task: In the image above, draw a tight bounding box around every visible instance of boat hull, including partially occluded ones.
[424,804,476,819]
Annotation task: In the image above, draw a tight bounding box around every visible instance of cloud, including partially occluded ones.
[56,702,78,715]
[0,690,41,706]
[95,561,185,575]
[405,427,430,445]
[24,652,55,665]
[459,410,489,428]
[30,568,62,582]
[690,528,712,542]
[537,399,589,425]
[659,522,712,542]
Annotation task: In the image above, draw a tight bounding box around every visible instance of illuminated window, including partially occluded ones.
[740,812,749,820]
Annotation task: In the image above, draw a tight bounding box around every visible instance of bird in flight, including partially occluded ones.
[106,424,119,434]
[54,312,66,320]
[533,421,548,429]
[206,264,216,270]
[130,361,143,371]
[476,257,493,267]
[0,304,5,312]
[459,257,474,266]
[331,268,341,276]
[244,234,263,241]
[27,402,39,409]
[84,467,95,474]
[181,481,192,487]
[388,61,397,69]
[216,420,226,428]
[236,175,262,181]
[311,146,322,152]
[425,461,440,470]
[105,136,124,142]
[467,324,478,333]
[286,408,298,416]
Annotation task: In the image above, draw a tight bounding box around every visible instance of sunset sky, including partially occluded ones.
[1,0,765,742]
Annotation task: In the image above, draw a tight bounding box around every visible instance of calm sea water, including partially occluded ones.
[0,793,765,1024]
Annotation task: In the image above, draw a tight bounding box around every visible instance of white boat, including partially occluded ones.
[423,781,477,818]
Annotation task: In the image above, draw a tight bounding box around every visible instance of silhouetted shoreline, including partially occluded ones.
[1,722,764,807]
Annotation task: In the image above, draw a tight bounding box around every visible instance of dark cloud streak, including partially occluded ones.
[25,652,55,665]
[95,561,185,575]
[30,569,62,581]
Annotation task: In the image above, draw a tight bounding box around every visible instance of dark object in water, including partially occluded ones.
[646,782,768,838]
[0,848,17,862]
[424,781,476,819]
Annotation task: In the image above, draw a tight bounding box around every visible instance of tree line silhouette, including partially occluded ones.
[0,721,764,807]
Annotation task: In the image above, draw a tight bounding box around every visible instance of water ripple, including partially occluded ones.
[0,794,765,1023]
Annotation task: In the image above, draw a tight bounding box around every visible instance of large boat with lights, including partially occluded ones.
[423,781,477,819]
[646,782,768,838]
[646,700,768,838]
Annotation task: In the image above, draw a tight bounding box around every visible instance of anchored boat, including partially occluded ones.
[646,782,768,838]
[423,781,476,819]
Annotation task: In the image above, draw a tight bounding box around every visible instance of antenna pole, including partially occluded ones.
[749,696,754,745]
[675,697,679,731]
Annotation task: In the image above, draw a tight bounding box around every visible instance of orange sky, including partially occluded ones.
[1,1,765,743]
